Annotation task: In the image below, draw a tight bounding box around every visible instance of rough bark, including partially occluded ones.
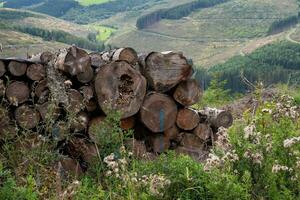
[15,105,40,129]
[141,51,193,92]
[55,46,91,76]
[0,61,6,77]
[80,85,94,101]
[176,108,200,131]
[95,61,147,119]
[140,92,178,133]
[6,81,30,106]
[26,64,46,81]
[89,52,106,68]
[199,108,233,129]
[173,79,202,106]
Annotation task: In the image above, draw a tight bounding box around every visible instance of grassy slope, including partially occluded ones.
[0,30,68,58]
[76,0,113,6]
[0,8,93,57]
[102,0,298,67]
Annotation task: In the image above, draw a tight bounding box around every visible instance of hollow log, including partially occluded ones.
[0,61,6,77]
[140,92,178,133]
[6,81,30,106]
[120,116,136,130]
[67,89,84,114]
[111,48,138,64]
[8,61,27,76]
[199,108,233,129]
[95,61,147,119]
[180,133,204,149]
[77,66,94,83]
[26,64,46,81]
[148,134,170,153]
[173,79,202,106]
[55,46,91,76]
[193,123,213,141]
[176,108,200,131]
[89,52,106,68]
[141,51,192,92]
[15,105,40,129]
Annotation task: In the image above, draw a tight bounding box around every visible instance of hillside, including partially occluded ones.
[101,0,298,67]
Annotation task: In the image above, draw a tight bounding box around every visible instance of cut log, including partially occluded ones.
[80,85,94,101]
[173,79,202,106]
[120,116,136,130]
[29,51,53,64]
[199,108,233,129]
[89,52,106,68]
[95,61,147,119]
[34,79,48,98]
[164,125,180,141]
[175,146,209,162]
[141,51,193,92]
[193,123,213,141]
[0,80,5,97]
[176,108,200,131]
[8,61,27,76]
[148,134,170,153]
[88,116,106,141]
[140,92,178,133]
[0,106,10,128]
[26,64,46,81]
[77,66,94,83]
[15,105,40,129]
[58,157,83,177]
[124,138,147,158]
[180,133,204,149]
[111,48,138,64]
[67,89,84,114]
[51,121,69,141]
[36,102,60,121]
[6,81,30,106]
[66,138,98,163]
[0,61,6,77]
[0,125,17,140]
[85,99,98,112]
[55,46,91,76]
[70,112,89,132]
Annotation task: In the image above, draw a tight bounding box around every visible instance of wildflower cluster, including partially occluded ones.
[273,95,299,120]
[204,127,239,171]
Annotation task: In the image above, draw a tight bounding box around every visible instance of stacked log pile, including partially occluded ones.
[0,46,233,173]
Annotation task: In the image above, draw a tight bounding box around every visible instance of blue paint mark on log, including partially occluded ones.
[159,109,164,132]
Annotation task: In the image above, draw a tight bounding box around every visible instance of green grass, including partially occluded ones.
[76,0,113,6]
[91,25,116,41]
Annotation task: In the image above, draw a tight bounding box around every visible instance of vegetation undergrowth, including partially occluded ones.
[0,85,299,199]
